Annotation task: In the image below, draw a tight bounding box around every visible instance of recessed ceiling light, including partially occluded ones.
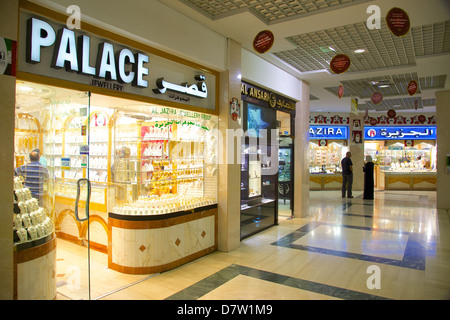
[354,49,366,53]
[328,47,336,52]
[378,85,390,88]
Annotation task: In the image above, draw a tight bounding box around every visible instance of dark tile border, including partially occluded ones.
[271,222,430,271]
[165,264,391,300]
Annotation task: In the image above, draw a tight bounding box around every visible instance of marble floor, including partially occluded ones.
[58,190,450,301]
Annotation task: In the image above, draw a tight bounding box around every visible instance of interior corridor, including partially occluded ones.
[58,190,450,300]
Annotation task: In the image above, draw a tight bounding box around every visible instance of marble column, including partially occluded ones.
[0,0,18,300]
[293,81,310,218]
[436,90,450,210]
[217,39,242,252]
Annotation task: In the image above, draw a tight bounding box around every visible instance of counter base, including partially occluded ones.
[108,206,217,274]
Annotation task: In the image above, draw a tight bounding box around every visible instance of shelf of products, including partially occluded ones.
[14,113,41,168]
[110,110,218,216]
[13,177,54,245]
[309,141,347,174]
[376,142,436,173]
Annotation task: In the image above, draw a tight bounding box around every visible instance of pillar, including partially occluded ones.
[0,0,18,300]
[217,39,242,252]
[436,90,450,210]
[293,81,310,218]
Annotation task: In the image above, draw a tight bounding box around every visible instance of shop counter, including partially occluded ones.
[13,235,57,300]
[382,171,436,190]
[309,173,343,190]
[108,204,217,274]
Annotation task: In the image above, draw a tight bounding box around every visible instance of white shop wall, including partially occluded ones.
[241,49,303,102]
[34,0,228,71]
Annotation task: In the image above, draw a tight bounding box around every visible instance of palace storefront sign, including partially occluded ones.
[19,13,216,110]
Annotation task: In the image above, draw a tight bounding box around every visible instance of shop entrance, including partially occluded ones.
[14,81,155,299]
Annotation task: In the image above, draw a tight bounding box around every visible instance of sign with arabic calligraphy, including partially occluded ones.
[253,30,275,54]
[330,54,351,74]
[309,125,349,140]
[386,7,410,37]
[241,81,296,114]
[364,126,436,140]
[19,13,216,111]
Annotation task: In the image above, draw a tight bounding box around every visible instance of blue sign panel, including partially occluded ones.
[364,126,436,140]
[309,125,348,140]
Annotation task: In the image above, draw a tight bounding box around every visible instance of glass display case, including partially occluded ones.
[110,109,218,216]
[240,102,278,240]
[309,141,348,174]
[378,142,436,172]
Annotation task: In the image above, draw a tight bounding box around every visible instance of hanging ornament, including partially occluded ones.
[371,92,383,105]
[338,85,344,99]
[407,80,418,96]
[387,109,396,118]
[330,54,351,74]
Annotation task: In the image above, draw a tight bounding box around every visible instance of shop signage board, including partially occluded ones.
[386,7,410,37]
[18,13,216,111]
[253,30,274,54]
[329,54,351,74]
[364,126,436,140]
[241,81,296,114]
[309,125,349,140]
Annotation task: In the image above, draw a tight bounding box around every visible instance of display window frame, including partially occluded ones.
[13,1,221,300]
[239,81,297,239]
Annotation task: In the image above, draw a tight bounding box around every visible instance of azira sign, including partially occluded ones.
[309,125,348,140]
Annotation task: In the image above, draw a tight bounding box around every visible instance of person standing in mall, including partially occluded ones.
[363,155,375,200]
[341,151,353,198]
[14,150,49,205]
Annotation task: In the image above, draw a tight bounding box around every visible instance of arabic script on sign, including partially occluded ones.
[153,75,208,99]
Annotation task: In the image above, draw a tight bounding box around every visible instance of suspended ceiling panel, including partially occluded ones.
[178,0,372,24]
[274,20,450,74]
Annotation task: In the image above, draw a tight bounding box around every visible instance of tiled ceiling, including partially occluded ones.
[163,0,450,112]
[275,19,450,73]
[179,0,372,24]
[358,97,436,112]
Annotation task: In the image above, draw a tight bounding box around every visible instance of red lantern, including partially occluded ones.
[387,109,396,118]
[338,85,344,99]
[371,92,383,105]
[407,80,418,96]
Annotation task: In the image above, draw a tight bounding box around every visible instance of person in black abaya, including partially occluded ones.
[363,155,374,200]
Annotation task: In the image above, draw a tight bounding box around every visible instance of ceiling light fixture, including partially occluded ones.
[354,49,365,53]
[328,47,336,52]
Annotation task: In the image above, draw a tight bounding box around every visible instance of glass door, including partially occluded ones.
[51,91,92,300]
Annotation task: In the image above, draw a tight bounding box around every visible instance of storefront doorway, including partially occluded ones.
[277,111,294,218]
[14,80,218,299]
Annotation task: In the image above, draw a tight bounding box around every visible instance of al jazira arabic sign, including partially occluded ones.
[364,126,436,140]
[19,13,216,110]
